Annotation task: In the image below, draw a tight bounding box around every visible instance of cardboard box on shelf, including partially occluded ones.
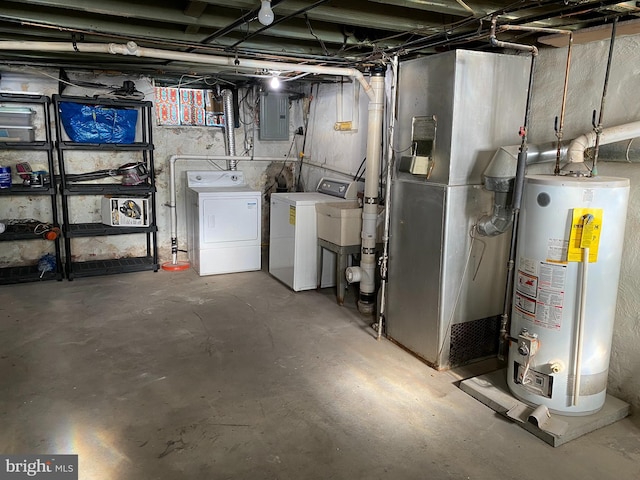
[101,197,150,227]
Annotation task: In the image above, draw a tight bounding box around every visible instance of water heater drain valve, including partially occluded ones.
[517,330,539,357]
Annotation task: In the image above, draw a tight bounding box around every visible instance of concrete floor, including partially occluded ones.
[1,269,639,480]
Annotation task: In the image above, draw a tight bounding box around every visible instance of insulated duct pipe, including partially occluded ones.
[166,154,297,267]
[352,68,385,314]
[221,89,237,170]
[0,41,375,102]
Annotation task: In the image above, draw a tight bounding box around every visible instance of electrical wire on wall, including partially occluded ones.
[263,134,300,196]
[238,85,259,156]
[353,157,366,182]
[23,66,146,99]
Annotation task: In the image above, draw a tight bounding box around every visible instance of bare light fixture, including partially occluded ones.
[258,0,274,26]
[270,73,281,89]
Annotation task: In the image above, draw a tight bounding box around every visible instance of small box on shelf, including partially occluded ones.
[101,197,150,227]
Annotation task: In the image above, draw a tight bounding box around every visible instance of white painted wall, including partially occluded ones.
[302,80,370,190]
[526,33,640,412]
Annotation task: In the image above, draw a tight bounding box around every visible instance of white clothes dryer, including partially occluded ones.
[186,171,261,275]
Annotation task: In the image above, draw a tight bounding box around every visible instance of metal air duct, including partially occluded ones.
[222,89,237,170]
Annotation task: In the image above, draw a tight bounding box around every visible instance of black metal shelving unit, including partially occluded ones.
[0,93,64,284]
[53,95,158,280]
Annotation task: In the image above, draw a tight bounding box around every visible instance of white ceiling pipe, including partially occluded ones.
[167,155,299,266]
[567,120,640,164]
[0,40,376,101]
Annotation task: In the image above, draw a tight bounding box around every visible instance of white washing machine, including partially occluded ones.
[269,178,361,291]
[186,171,261,275]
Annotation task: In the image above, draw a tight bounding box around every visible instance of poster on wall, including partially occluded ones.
[154,87,224,127]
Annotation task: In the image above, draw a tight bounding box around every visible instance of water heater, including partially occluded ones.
[507,174,629,415]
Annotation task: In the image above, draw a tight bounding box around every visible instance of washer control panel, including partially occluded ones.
[316,177,362,199]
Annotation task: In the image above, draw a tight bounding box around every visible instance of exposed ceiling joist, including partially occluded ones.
[0,0,638,81]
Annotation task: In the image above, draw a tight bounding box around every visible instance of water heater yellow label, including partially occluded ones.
[289,206,296,225]
[567,208,603,263]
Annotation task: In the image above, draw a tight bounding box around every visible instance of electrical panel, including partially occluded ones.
[259,92,289,141]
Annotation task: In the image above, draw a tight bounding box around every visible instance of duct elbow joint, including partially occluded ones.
[476,190,513,237]
[476,212,513,237]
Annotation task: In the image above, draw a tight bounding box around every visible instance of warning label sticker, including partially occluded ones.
[513,262,565,329]
[289,206,296,225]
[515,291,536,316]
[567,207,603,263]
[539,261,566,291]
[546,238,568,263]
[516,270,538,298]
[534,262,566,330]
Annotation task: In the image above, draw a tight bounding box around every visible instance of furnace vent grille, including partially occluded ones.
[449,316,500,367]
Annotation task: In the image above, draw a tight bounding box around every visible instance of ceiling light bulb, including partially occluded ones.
[258,0,274,26]
[270,76,281,89]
